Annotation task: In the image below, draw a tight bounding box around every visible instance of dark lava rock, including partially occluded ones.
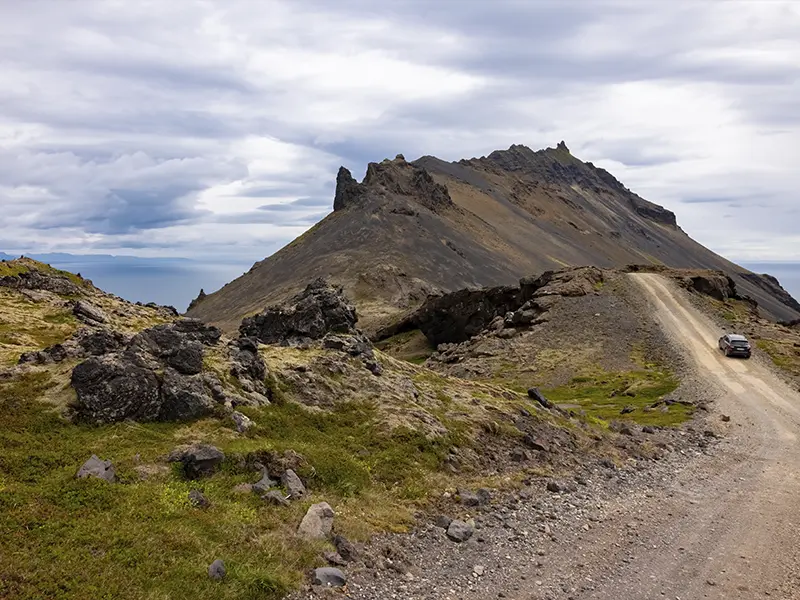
[208,559,226,581]
[527,387,554,409]
[168,443,225,479]
[71,356,162,423]
[230,337,267,382]
[333,534,359,563]
[79,329,126,356]
[434,515,453,530]
[313,567,347,588]
[76,455,116,482]
[159,368,214,421]
[523,434,549,452]
[239,279,358,344]
[165,341,204,375]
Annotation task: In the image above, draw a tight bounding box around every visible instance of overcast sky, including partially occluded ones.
[1,0,798,264]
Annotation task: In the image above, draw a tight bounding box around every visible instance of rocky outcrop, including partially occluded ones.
[0,264,86,296]
[70,319,237,424]
[384,267,604,346]
[187,288,207,312]
[240,279,358,345]
[19,327,127,365]
[739,272,800,314]
[168,443,225,479]
[333,167,367,211]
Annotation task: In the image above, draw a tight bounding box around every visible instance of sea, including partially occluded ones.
[4,252,799,314]
[739,262,800,305]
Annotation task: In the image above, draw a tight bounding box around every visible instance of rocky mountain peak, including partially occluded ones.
[333,155,454,213]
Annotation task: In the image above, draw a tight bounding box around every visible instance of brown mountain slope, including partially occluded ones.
[187,143,800,332]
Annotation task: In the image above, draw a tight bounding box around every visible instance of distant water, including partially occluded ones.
[739,262,800,304]
[44,259,252,312]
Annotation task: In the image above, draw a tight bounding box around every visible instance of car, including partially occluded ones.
[718,333,752,358]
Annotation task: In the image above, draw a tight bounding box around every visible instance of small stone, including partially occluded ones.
[473,565,485,576]
[721,415,731,422]
[188,489,210,508]
[76,455,116,482]
[333,534,359,562]
[252,470,277,494]
[231,410,254,433]
[262,490,290,507]
[208,559,226,581]
[434,515,453,529]
[313,567,347,587]
[282,469,306,499]
[324,551,347,566]
[642,426,656,434]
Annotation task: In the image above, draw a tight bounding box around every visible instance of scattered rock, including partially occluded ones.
[188,489,210,508]
[168,443,225,479]
[333,534,359,563]
[528,388,554,409]
[208,559,226,581]
[313,567,347,588]
[446,519,474,542]
[76,455,116,482]
[298,502,335,540]
[546,480,577,494]
[231,411,254,433]
[434,515,453,529]
[252,470,277,494]
[73,300,108,324]
[523,434,549,452]
[324,551,347,567]
[282,469,307,499]
[458,487,491,507]
[262,490,290,507]
[721,414,731,422]
[642,425,656,434]
[620,405,635,414]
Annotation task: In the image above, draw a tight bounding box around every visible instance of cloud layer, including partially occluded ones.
[1,0,798,262]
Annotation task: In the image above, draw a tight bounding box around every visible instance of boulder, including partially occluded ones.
[446,519,474,542]
[282,469,307,499]
[239,279,358,344]
[76,455,116,482]
[79,328,126,356]
[298,502,335,540]
[165,341,204,375]
[73,300,108,324]
[313,567,347,588]
[168,443,225,479]
[71,356,162,423]
[159,369,214,422]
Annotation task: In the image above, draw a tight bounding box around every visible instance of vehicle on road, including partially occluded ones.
[718,333,752,358]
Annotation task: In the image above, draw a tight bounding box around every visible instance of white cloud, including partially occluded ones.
[0,0,797,264]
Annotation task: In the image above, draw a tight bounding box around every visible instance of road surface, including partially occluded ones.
[570,273,800,599]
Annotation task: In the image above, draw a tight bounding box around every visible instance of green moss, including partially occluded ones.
[375,329,435,365]
[543,367,689,427]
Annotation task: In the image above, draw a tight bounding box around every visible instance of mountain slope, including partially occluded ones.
[187,143,800,332]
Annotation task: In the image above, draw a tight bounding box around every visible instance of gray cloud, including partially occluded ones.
[0,0,797,263]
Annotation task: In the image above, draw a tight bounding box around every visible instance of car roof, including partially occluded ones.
[728,334,748,341]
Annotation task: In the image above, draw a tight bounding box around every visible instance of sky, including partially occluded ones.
[1,0,798,267]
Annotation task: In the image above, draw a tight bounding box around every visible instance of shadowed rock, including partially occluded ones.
[76,455,116,482]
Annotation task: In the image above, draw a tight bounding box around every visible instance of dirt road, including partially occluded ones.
[566,273,800,599]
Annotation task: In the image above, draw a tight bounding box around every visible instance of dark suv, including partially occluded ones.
[718,333,752,358]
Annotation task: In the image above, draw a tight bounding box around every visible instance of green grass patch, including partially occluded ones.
[756,339,800,377]
[375,329,435,365]
[543,367,689,427]
[0,370,465,600]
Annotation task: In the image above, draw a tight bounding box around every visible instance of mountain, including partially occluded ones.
[187,142,800,332]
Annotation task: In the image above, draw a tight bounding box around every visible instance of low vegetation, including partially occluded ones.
[375,329,436,364]
[0,369,474,600]
[0,288,78,366]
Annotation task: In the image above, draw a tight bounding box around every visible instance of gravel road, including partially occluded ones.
[298,274,800,599]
